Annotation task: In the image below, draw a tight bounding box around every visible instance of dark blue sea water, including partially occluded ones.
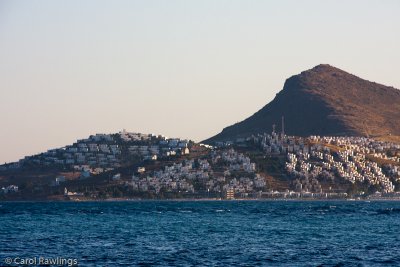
[1,201,400,267]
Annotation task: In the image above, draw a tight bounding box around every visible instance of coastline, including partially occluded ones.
[2,197,400,202]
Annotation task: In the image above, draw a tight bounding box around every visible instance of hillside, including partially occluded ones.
[205,64,400,143]
[1,130,400,200]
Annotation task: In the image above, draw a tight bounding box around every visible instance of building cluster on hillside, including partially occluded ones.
[0,133,120,172]
[129,160,196,194]
[3,124,400,199]
[122,131,189,160]
[284,136,400,194]
[219,128,400,196]
[0,131,191,178]
[251,131,310,155]
[0,185,18,194]
[122,148,264,197]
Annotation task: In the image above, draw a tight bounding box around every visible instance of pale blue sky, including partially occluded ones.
[1,0,399,163]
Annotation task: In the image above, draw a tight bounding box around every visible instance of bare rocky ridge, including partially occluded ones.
[204,64,400,143]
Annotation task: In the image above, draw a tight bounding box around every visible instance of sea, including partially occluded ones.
[1,200,400,267]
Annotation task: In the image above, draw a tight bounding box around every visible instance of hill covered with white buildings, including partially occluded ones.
[1,129,400,200]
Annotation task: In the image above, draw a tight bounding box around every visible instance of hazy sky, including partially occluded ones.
[1,0,399,163]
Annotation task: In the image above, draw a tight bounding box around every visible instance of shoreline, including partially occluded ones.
[2,197,400,203]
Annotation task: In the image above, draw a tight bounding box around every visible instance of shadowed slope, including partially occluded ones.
[205,64,400,143]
